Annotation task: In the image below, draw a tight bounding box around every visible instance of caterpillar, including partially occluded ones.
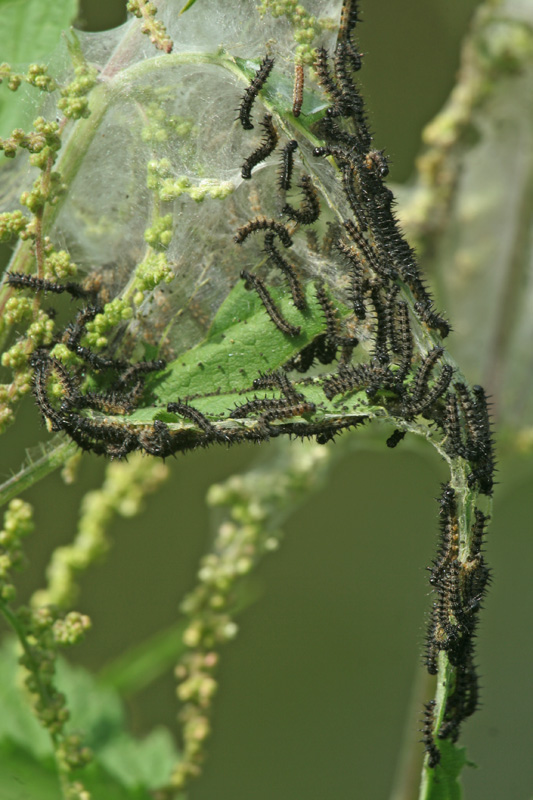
[259,399,316,423]
[278,139,298,191]
[240,270,301,337]
[264,232,306,310]
[393,301,413,381]
[386,429,405,448]
[282,174,321,225]
[369,284,390,366]
[238,55,274,130]
[114,359,166,388]
[420,700,441,768]
[241,113,279,180]
[234,216,293,248]
[230,396,288,419]
[167,400,218,435]
[409,348,445,408]
[404,365,453,417]
[252,369,304,400]
[292,63,304,117]
[5,271,97,301]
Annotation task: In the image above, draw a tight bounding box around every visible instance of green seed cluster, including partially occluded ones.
[0,501,92,797]
[133,252,175,306]
[84,299,133,349]
[164,441,331,793]
[57,63,98,120]
[127,0,174,54]
[258,0,324,64]
[0,499,34,603]
[0,62,57,93]
[32,455,169,609]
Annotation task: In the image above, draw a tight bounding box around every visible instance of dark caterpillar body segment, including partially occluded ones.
[444,383,495,495]
[278,139,298,191]
[313,143,359,173]
[292,63,304,117]
[333,42,366,127]
[73,389,136,416]
[234,216,292,248]
[282,174,321,225]
[342,219,395,280]
[333,238,368,319]
[115,359,166,388]
[67,344,128,372]
[5,271,97,301]
[264,231,306,310]
[238,55,274,130]
[369,284,390,366]
[230,395,287,419]
[241,113,279,180]
[30,350,71,431]
[420,700,441,768]
[443,391,468,458]
[63,305,103,349]
[240,270,301,337]
[415,300,451,340]
[167,400,218,435]
[315,280,340,345]
[322,362,373,400]
[469,508,489,558]
[337,0,363,71]
[253,369,304,401]
[393,302,413,381]
[314,46,345,111]
[259,399,316,424]
[283,339,320,373]
[424,482,490,737]
[429,483,459,588]
[408,348,444,405]
[386,429,405,448]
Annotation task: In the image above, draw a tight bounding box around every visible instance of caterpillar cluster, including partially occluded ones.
[5,268,365,455]
[443,383,495,496]
[424,485,490,745]
[232,2,495,756]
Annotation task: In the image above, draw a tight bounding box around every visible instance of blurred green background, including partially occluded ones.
[1,2,533,799]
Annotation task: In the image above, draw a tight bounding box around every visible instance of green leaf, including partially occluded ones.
[0,0,78,64]
[0,0,79,140]
[150,280,327,410]
[0,639,179,795]
[0,742,62,800]
[422,739,469,800]
[0,640,52,760]
[98,729,179,791]
[55,658,126,750]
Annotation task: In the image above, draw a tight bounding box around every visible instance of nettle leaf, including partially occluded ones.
[0,640,179,796]
[0,639,51,760]
[0,743,64,800]
[0,0,78,63]
[422,739,468,800]
[0,0,79,140]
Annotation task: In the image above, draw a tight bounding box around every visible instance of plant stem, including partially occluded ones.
[0,439,77,509]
